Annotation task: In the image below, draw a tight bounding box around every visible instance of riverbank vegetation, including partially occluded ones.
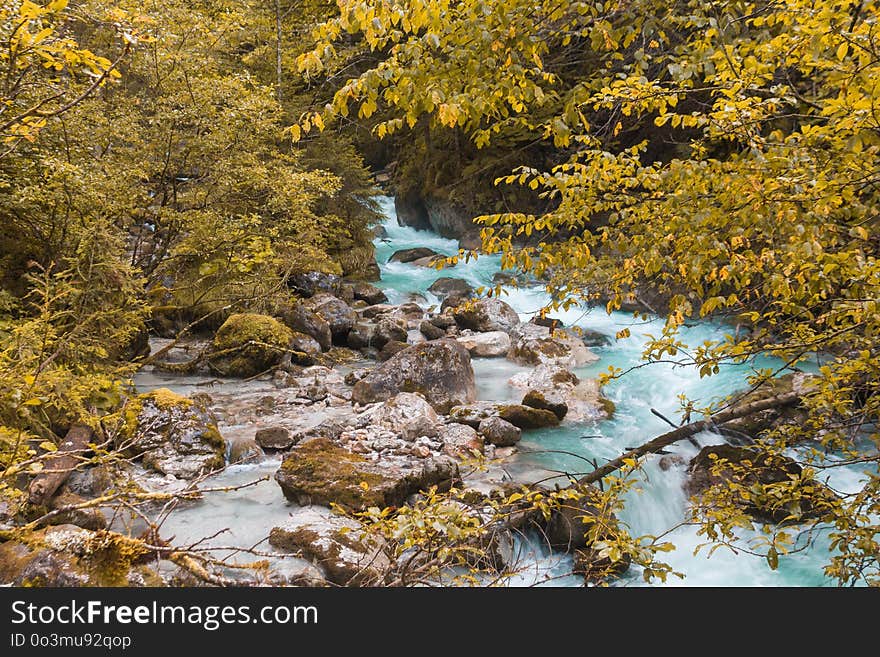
[0,1,877,587]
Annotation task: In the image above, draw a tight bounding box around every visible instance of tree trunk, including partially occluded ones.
[275,0,283,102]
[576,391,802,486]
[28,423,93,505]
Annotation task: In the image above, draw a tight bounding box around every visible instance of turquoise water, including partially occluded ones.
[372,196,865,587]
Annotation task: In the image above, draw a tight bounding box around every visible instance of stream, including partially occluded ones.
[134,196,868,587]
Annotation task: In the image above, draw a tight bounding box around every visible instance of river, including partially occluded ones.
[136,196,867,586]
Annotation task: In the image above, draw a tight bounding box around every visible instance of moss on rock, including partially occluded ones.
[208,313,294,377]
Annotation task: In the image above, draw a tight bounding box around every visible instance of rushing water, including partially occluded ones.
[135,195,869,587]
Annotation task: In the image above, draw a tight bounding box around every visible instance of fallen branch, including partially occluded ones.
[28,423,93,505]
[577,390,802,486]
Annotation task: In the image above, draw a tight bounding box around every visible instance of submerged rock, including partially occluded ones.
[452,298,520,333]
[351,340,477,413]
[275,438,458,511]
[269,506,390,586]
[208,313,294,377]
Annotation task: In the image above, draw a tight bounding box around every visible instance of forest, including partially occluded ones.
[0,0,877,588]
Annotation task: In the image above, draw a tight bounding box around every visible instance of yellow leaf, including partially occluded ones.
[23,397,42,406]
[38,440,57,452]
[47,0,69,11]
[836,43,848,61]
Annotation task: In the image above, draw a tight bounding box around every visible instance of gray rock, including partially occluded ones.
[439,423,484,459]
[358,392,441,441]
[419,320,447,340]
[275,438,459,510]
[288,271,341,297]
[427,277,475,301]
[507,323,599,368]
[288,332,322,365]
[351,340,477,413]
[522,390,568,421]
[304,294,357,344]
[269,506,390,586]
[347,322,377,349]
[453,298,520,333]
[389,247,439,263]
[350,281,388,305]
[456,330,511,357]
[479,416,522,447]
[280,304,332,351]
[378,340,409,361]
[254,426,294,450]
[226,435,265,464]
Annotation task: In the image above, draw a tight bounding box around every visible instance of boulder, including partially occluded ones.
[389,247,439,263]
[0,525,160,587]
[305,294,357,344]
[280,303,333,351]
[288,332,322,365]
[411,255,449,268]
[255,426,294,450]
[456,330,511,357]
[347,322,377,349]
[508,365,610,421]
[358,392,441,441]
[419,320,446,341]
[452,298,520,333]
[439,423,484,459]
[429,313,457,330]
[375,317,408,348]
[685,444,836,523]
[122,389,226,479]
[351,340,477,413]
[580,329,612,347]
[208,313,295,377]
[427,277,475,302]
[507,323,599,368]
[522,390,568,421]
[288,271,341,297]
[275,438,458,510]
[497,404,560,429]
[269,506,390,586]
[226,435,264,464]
[658,454,687,471]
[545,485,621,553]
[378,340,409,361]
[350,281,388,305]
[479,416,522,447]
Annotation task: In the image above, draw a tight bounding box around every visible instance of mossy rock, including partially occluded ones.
[274,438,458,511]
[120,390,226,480]
[497,404,560,429]
[0,525,160,587]
[208,313,294,377]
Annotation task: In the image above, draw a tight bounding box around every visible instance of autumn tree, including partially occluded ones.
[295,0,880,585]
